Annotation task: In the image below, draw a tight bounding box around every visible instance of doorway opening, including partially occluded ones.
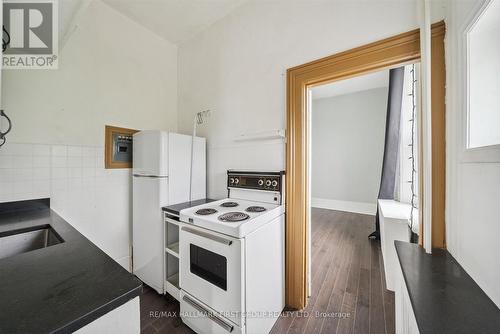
[292,64,422,333]
[284,22,446,310]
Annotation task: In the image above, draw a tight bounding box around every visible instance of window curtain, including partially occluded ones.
[369,67,405,240]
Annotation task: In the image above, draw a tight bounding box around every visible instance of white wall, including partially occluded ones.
[0,0,178,269]
[177,0,419,199]
[2,0,177,145]
[310,88,387,215]
[446,0,500,307]
[468,0,500,148]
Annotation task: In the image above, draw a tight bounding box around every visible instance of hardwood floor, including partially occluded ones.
[139,208,394,334]
[140,286,193,334]
[271,208,395,334]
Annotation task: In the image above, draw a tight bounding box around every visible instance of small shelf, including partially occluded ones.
[165,274,180,301]
[164,215,181,226]
[233,129,285,142]
[165,242,179,257]
[167,273,179,289]
[164,213,181,302]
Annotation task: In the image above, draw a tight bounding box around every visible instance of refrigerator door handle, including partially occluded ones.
[133,174,168,178]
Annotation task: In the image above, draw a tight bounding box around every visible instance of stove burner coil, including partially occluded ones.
[220,201,239,208]
[246,206,266,213]
[195,208,217,215]
[218,212,250,222]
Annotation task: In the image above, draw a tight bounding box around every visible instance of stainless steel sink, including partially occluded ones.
[0,226,64,260]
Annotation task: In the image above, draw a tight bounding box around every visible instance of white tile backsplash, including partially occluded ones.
[33,144,51,156]
[33,179,50,195]
[51,145,67,157]
[67,146,83,157]
[0,142,132,270]
[0,142,116,204]
[14,181,33,194]
[82,147,95,157]
[0,182,14,195]
[68,167,82,178]
[0,156,13,168]
[15,168,33,181]
[9,143,33,156]
[34,156,51,168]
[67,156,82,168]
[51,167,67,179]
[52,178,67,191]
[51,156,67,168]
[0,169,14,182]
[82,155,96,168]
[33,168,50,180]
[13,156,33,168]
[82,167,96,178]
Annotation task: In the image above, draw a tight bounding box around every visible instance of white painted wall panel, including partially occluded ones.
[311,88,388,207]
[0,0,178,270]
[395,258,420,334]
[2,0,178,146]
[177,0,419,198]
[75,297,140,334]
[446,0,500,308]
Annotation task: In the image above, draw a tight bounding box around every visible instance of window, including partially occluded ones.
[467,0,500,149]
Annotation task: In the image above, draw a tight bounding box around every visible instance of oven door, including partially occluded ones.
[180,225,244,326]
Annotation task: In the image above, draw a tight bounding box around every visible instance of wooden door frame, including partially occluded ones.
[285,22,446,309]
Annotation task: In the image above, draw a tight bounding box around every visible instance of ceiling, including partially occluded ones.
[101,0,247,44]
[311,70,389,100]
[471,0,500,35]
[59,0,85,43]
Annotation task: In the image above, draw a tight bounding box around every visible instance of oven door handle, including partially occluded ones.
[182,295,234,333]
[182,226,233,246]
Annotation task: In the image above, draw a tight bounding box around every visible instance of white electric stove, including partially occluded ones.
[179,170,285,334]
[179,198,284,238]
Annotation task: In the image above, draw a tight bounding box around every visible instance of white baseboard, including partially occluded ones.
[311,198,376,215]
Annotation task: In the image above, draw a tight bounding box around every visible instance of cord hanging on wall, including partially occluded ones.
[0,110,13,148]
[2,25,10,52]
[189,110,211,202]
[1,26,12,148]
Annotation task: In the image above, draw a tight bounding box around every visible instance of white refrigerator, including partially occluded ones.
[132,130,206,294]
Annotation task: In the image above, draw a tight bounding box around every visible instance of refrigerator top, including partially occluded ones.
[132,131,169,176]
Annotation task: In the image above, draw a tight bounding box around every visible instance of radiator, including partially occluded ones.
[378,200,412,291]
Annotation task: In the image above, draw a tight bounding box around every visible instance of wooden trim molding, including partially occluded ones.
[430,23,446,249]
[104,125,139,169]
[285,21,446,309]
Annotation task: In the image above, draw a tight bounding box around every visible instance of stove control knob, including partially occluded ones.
[234,178,239,184]
[272,180,278,187]
[230,178,235,184]
[258,179,264,186]
[266,180,272,186]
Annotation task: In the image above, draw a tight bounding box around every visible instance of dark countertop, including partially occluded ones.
[395,241,500,334]
[162,198,216,216]
[0,199,143,334]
